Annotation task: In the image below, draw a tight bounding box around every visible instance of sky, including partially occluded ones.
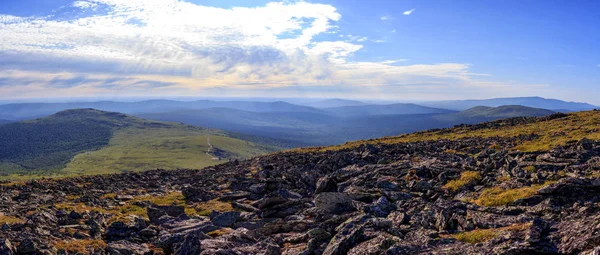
[0,0,599,104]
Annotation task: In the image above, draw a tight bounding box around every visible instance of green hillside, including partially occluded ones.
[0,109,280,179]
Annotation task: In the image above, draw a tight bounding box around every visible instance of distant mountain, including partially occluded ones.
[138,105,550,147]
[0,119,12,125]
[302,99,367,108]
[435,105,554,122]
[0,109,280,178]
[0,100,321,120]
[137,108,340,146]
[420,97,597,111]
[324,103,454,118]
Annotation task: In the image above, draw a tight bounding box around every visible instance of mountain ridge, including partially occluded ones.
[420,96,597,111]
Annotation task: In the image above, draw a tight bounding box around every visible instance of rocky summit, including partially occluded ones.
[1,112,600,254]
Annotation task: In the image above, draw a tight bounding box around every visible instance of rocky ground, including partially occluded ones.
[1,116,600,254]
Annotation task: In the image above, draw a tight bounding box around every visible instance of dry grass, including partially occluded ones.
[472,181,555,207]
[450,223,532,244]
[53,239,107,253]
[443,171,482,192]
[0,215,24,225]
[523,166,536,172]
[207,228,234,237]
[101,193,117,199]
[194,199,234,216]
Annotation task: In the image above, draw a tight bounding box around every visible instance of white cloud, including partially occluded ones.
[380,15,394,21]
[0,1,549,100]
[403,9,415,15]
[73,1,98,9]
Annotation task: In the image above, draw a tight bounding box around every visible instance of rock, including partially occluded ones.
[322,215,369,255]
[174,230,204,255]
[0,239,16,255]
[314,192,355,214]
[68,210,82,220]
[116,195,134,201]
[182,186,216,202]
[106,240,151,255]
[315,174,338,194]
[211,211,241,228]
[147,205,185,224]
[17,238,38,254]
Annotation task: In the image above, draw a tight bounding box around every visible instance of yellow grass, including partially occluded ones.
[443,171,482,192]
[472,181,556,207]
[450,223,532,244]
[53,239,107,253]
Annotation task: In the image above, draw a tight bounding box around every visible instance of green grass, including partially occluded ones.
[63,126,274,176]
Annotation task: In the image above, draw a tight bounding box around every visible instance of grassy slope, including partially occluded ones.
[298,110,600,153]
[0,109,279,179]
[63,127,272,176]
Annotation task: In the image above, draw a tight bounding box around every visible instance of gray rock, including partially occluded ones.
[314,192,355,214]
[211,211,241,228]
[106,240,151,255]
[0,239,15,255]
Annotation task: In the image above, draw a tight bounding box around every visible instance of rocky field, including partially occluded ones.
[1,112,600,254]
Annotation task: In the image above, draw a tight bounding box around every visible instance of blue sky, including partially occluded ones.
[0,0,598,104]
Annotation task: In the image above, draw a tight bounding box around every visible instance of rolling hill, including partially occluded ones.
[420,96,597,111]
[0,109,281,179]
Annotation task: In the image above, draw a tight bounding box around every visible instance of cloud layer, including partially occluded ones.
[0,0,548,100]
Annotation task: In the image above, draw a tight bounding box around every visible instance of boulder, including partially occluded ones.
[314,192,355,214]
[106,240,151,255]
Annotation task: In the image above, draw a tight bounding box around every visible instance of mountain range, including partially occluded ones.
[420,96,597,111]
[0,96,594,121]
[137,105,555,146]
